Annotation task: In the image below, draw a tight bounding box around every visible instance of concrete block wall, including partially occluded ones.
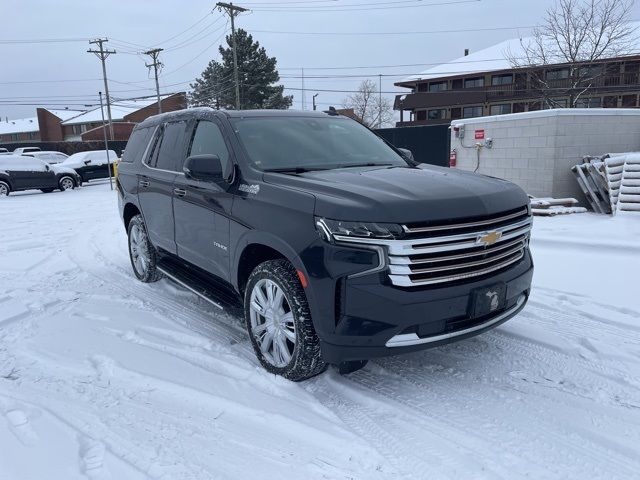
[450,109,640,204]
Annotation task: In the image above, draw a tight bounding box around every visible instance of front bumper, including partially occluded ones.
[315,249,533,364]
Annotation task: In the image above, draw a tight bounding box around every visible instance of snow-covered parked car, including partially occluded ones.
[61,150,117,183]
[12,146,41,155]
[22,150,69,164]
[0,155,81,196]
[0,148,9,154]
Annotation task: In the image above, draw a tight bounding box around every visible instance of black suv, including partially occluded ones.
[117,108,533,381]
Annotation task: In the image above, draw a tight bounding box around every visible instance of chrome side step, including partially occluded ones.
[385,294,527,348]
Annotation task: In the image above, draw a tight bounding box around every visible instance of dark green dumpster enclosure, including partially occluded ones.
[375,124,450,167]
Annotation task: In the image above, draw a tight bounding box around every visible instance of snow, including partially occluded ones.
[61,96,175,126]
[61,150,118,168]
[0,117,39,135]
[401,21,640,84]
[1,183,640,479]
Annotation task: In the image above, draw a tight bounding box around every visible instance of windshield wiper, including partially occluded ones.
[336,163,395,169]
[264,166,330,173]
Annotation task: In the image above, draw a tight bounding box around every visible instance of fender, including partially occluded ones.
[231,228,322,324]
[0,171,12,189]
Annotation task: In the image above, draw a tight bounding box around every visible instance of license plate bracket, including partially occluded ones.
[469,283,507,319]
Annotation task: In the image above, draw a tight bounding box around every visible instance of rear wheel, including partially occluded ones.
[0,181,9,196]
[245,259,326,381]
[58,176,75,191]
[127,214,162,283]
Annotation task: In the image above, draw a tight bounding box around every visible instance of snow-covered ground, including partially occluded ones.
[1,182,639,480]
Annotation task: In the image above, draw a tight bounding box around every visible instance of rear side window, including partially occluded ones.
[122,126,154,163]
[154,121,187,172]
[189,121,229,165]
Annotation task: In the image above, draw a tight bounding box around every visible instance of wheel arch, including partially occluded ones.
[122,202,141,231]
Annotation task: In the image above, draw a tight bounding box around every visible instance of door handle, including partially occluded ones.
[173,188,187,197]
[139,180,150,188]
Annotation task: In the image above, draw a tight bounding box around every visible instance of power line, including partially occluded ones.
[248,0,480,12]
[251,25,534,36]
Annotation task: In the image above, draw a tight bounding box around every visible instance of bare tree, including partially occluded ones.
[343,79,394,128]
[508,0,637,107]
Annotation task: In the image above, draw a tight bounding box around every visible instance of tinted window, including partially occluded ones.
[155,121,187,171]
[189,121,229,164]
[232,116,406,171]
[123,126,154,163]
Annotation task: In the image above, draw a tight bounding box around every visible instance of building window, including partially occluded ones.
[491,74,513,85]
[427,109,447,120]
[548,98,568,108]
[417,83,429,92]
[463,106,483,118]
[513,103,526,113]
[546,68,569,80]
[464,77,484,88]
[451,79,463,90]
[429,81,447,92]
[575,97,601,108]
[490,104,511,115]
[451,107,462,119]
[416,110,427,121]
[29,131,38,140]
[622,94,637,107]
[10,134,18,141]
[603,96,618,108]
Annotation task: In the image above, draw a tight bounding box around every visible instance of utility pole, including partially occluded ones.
[98,92,113,191]
[378,73,383,128]
[88,38,116,140]
[216,2,247,110]
[312,93,318,111]
[143,48,164,114]
[301,68,305,110]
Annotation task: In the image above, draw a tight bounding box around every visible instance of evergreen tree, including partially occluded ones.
[189,29,292,110]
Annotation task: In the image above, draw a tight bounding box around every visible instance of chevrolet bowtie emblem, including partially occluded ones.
[477,230,502,246]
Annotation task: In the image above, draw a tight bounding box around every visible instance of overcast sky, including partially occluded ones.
[2,0,640,120]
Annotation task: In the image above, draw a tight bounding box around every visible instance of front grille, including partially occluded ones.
[387,207,531,287]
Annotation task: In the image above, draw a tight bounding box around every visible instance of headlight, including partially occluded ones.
[315,217,403,242]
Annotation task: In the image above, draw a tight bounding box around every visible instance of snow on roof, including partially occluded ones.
[401,22,640,85]
[61,95,173,125]
[401,38,520,84]
[47,109,86,122]
[0,117,39,135]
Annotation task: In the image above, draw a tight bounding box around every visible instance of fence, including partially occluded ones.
[375,124,450,167]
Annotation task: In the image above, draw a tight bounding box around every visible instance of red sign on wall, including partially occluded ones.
[474,129,485,140]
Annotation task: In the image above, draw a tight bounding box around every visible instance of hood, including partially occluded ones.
[263,165,528,223]
[51,164,78,176]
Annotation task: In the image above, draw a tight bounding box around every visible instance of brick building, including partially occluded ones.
[394,37,640,127]
[0,93,186,144]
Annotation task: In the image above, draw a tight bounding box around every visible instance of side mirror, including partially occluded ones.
[84,160,92,165]
[398,148,414,162]
[184,154,223,182]
[45,164,50,171]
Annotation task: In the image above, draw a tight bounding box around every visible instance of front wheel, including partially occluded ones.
[58,176,75,191]
[127,214,162,283]
[244,259,326,381]
[0,181,9,196]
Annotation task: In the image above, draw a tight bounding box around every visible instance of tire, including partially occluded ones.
[0,181,9,196]
[40,188,54,193]
[59,176,75,191]
[127,214,162,283]
[244,259,326,381]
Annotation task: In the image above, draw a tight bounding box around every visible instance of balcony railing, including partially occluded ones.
[395,72,640,111]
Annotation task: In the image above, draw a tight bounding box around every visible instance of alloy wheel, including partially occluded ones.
[60,177,74,190]
[129,224,150,276]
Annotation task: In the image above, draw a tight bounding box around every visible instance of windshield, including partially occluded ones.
[231,116,408,171]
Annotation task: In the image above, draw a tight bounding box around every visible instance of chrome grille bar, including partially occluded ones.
[403,207,529,234]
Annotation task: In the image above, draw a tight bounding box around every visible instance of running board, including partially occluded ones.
[157,257,243,315]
